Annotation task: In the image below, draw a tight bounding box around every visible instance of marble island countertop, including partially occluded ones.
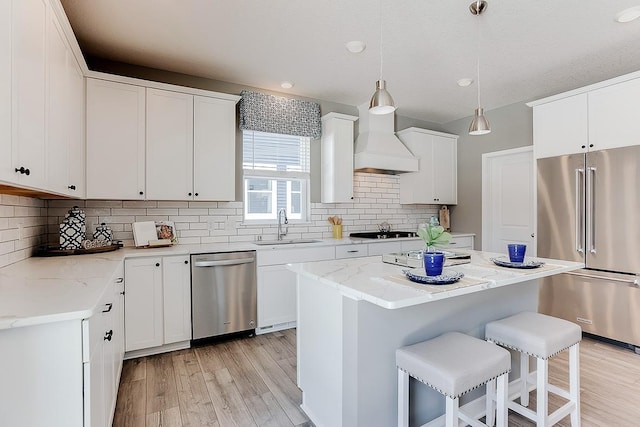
[287,250,584,309]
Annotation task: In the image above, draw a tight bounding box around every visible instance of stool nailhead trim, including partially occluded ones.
[486,338,582,361]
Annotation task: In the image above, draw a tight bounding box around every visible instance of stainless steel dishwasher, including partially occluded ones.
[191,251,257,340]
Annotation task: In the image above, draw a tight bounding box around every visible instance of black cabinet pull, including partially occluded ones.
[14,167,30,175]
[155,262,160,267]
[104,330,113,341]
[115,277,124,283]
[102,303,113,313]
[120,291,125,295]
[68,185,76,190]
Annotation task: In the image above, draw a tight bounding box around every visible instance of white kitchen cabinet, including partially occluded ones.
[124,255,191,355]
[435,234,475,250]
[10,0,47,188]
[397,128,458,205]
[588,78,640,152]
[367,241,402,256]
[532,93,588,159]
[86,78,146,199]
[162,255,192,344]
[124,257,163,351]
[335,243,368,259]
[0,0,11,183]
[45,8,84,197]
[256,245,335,334]
[193,95,237,201]
[320,113,358,203]
[146,88,194,200]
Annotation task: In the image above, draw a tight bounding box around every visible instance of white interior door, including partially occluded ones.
[482,146,536,255]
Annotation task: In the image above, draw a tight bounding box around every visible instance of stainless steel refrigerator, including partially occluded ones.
[537,145,640,351]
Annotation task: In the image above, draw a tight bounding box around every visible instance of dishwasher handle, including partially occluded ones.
[194,257,255,268]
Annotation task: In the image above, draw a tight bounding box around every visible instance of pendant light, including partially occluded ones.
[468,0,491,135]
[369,0,396,115]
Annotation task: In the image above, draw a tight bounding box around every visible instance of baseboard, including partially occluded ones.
[256,321,296,335]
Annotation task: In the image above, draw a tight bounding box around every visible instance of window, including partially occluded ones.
[243,130,311,222]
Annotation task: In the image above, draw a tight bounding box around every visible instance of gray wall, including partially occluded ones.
[441,102,533,249]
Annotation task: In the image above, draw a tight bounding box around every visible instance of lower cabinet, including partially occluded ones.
[124,255,191,356]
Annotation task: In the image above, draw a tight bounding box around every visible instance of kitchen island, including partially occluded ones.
[288,250,582,427]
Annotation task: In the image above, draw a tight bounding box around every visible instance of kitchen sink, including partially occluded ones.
[254,239,323,246]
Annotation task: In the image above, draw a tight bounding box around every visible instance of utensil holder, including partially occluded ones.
[332,224,343,239]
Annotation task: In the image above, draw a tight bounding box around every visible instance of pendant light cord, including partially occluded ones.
[475,8,481,108]
[379,0,384,80]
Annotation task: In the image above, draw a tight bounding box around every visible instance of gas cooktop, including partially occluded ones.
[349,231,418,239]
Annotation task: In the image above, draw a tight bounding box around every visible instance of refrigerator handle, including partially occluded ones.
[587,166,597,254]
[575,168,585,254]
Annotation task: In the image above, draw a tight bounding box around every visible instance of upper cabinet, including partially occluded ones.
[87,78,239,201]
[86,78,146,200]
[0,1,11,183]
[320,113,358,203]
[397,128,458,205]
[531,73,640,159]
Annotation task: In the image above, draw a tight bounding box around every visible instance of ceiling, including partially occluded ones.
[60,0,640,124]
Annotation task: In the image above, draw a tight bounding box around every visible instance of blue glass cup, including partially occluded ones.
[507,244,526,263]
[423,251,445,276]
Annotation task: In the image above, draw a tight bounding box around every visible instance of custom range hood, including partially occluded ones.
[354,104,419,174]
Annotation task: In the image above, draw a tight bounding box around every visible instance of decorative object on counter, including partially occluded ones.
[155,221,177,244]
[59,206,86,250]
[417,223,451,251]
[423,251,445,276]
[382,251,470,268]
[491,256,544,269]
[507,243,526,263]
[34,241,123,257]
[403,268,464,285]
[92,222,113,242]
[133,221,177,247]
[81,239,113,249]
[148,239,173,248]
[328,216,343,239]
[132,221,158,247]
[439,205,451,231]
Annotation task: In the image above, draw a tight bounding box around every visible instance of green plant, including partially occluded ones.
[417,224,451,248]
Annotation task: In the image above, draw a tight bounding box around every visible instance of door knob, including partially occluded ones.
[531,233,535,238]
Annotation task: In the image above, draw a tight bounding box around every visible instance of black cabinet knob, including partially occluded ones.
[188,192,192,196]
[139,191,144,195]
[589,144,594,148]
[104,330,113,341]
[68,185,76,190]
[155,262,160,267]
[195,193,199,196]
[581,145,586,149]
[184,260,188,264]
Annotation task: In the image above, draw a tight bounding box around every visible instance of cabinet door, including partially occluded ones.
[321,113,357,202]
[11,0,47,188]
[257,265,297,329]
[432,136,457,204]
[66,58,85,197]
[86,78,145,199]
[45,9,70,195]
[0,0,11,182]
[532,94,588,159]
[162,255,191,344]
[398,131,435,204]
[124,257,163,351]
[588,78,640,152]
[193,95,236,201]
[146,89,194,200]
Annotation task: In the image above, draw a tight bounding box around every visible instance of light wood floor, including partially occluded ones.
[114,331,640,427]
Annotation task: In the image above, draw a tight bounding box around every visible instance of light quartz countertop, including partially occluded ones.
[287,250,583,309]
[0,233,475,330]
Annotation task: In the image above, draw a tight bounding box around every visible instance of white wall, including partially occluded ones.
[47,172,440,246]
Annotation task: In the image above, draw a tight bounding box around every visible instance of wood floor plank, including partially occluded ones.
[195,343,226,373]
[172,350,219,427]
[113,379,146,427]
[281,328,297,350]
[121,357,147,383]
[146,406,182,427]
[243,341,308,425]
[219,340,270,398]
[203,367,256,426]
[146,352,179,415]
[261,331,296,361]
[276,356,298,384]
[245,391,295,427]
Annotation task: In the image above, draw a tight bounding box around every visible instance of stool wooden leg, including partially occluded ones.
[569,343,581,427]
[536,357,549,426]
[496,373,508,427]
[521,352,530,406]
[486,379,496,427]
[398,368,409,427]
[445,396,459,427]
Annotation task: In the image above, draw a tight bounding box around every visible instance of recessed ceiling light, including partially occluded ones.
[615,6,640,23]
[345,40,366,54]
[457,78,474,87]
[281,81,294,89]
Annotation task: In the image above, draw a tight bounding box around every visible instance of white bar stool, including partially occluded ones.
[396,331,511,427]
[485,312,582,426]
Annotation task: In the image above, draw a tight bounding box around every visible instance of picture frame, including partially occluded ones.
[155,221,178,244]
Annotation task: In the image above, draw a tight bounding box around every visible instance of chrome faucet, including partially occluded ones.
[277,208,288,240]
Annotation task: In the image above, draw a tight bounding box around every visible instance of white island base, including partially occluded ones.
[292,253,582,427]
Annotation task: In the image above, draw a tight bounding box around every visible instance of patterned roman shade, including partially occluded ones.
[239,90,322,138]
